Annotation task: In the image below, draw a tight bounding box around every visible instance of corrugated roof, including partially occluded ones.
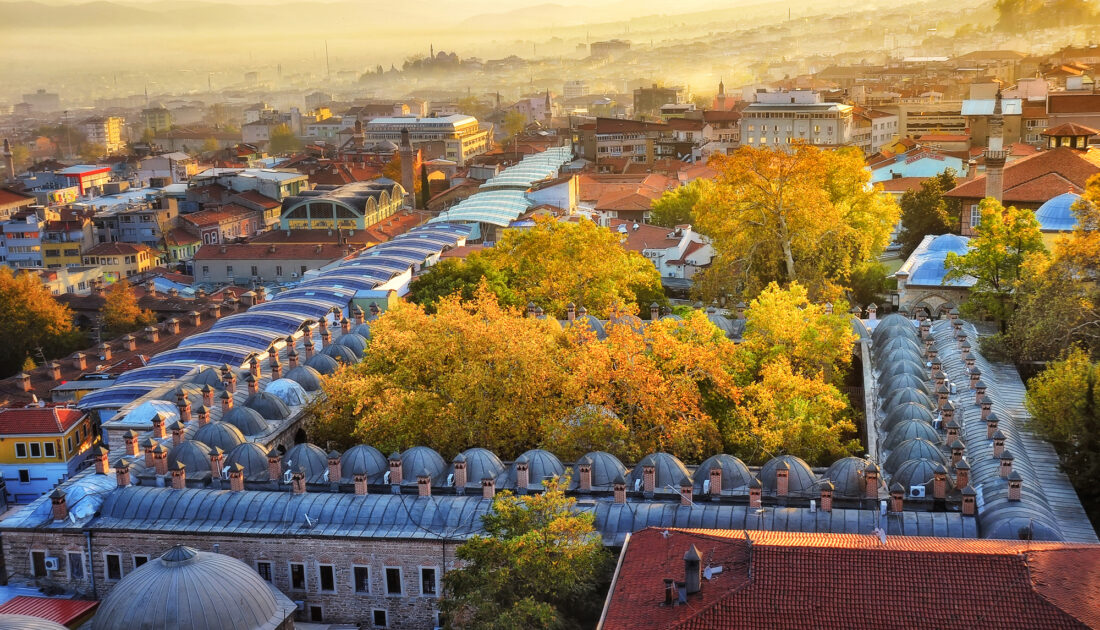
[0,596,98,626]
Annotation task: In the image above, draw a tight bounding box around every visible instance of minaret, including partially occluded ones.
[399,128,415,207]
[352,119,364,149]
[544,90,552,123]
[2,139,13,183]
[984,91,1008,203]
[716,78,727,110]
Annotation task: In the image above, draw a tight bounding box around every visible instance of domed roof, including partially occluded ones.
[880,346,925,366]
[706,312,744,339]
[627,452,690,492]
[0,615,67,630]
[872,336,924,361]
[305,353,340,374]
[569,314,606,339]
[92,545,294,630]
[926,233,970,253]
[882,402,936,431]
[879,373,931,397]
[450,448,504,489]
[193,421,246,452]
[884,438,946,473]
[168,440,212,475]
[759,455,816,494]
[188,366,225,387]
[282,442,329,478]
[226,442,270,480]
[352,322,372,339]
[879,359,926,382]
[400,446,446,484]
[221,406,268,436]
[340,444,387,483]
[694,454,752,492]
[1035,192,1082,232]
[891,458,952,494]
[320,343,358,365]
[572,451,626,490]
[334,333,367,358]
[871,314,917,343]
[263,378,308,406]
[123,400,179,427]
[504,449,565,490]
[285,365,323,391]
[883,387,935,411]
[244,392,291,420]
[608,313,644,334]
[823,457,872,497]
[884,419,941,450]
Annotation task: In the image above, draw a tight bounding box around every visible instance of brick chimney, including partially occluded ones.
[1007,471,1022,501]
[577,455,592,492]
[482,476,496,500]
[889,482,904,513]
[267,449,282,482]
[16,372,30,392]
[679,475,693,506]
[153,443,169,476]
[945,419,960,442]
[941,401,955,426]
[566,302,576,321]
[47,362,61,381]
[209,446,225,479]
[221,389,233,412]
[352,305,364,325]
[736,301,747,319]
[270,357,282,380]
[320,327,332,347]
[152,413,167,439]
[749,477,762,508]
[116,460,131,487]
[992,430,1006,457]
[188,310,201,327]
[267,345,278,366]
[304,336,315,359]
[122,334,137,351]
[169,421,185,447]
[144,326,159,343]
[201,384,214,407]
[223,369,237,393]
[99,343,112,361]
[143,439,156,468]
[961,485,977,515]
[354,472,369,496]
[72,352,86,371]
[980,396,993,421]
[919,319,931,339]
[932,370,946,388]
[93,446,110,474]
[969,367,982,389]
[820,480,834,512]
[165,318,180,335]
[950,440,965,465]
[326,450,341,485]
[933,468,947,500]
[170,461,187,489]
[452,454,467,493]
[775,461,790,497]
[650,302,660,321]
[866,303,878,321]
[388,452,403,486]
[196,405,210,426]
[246,375,259,396]
[963,353,976,370]
[340,315,351,334]
[249,356,261,380]
[936,385,950,410]
[515,456,530,494]
[124,430,140,457]
[986,412,999,439]
[291,466,307,494]
[998,450,1014,478]
[709,464,722,498]
[208,303,221,319]
[684,545,702,595]
[417,469,432,496]
[864,463,880,499]
[287,347,299,368]
[955,458,970,489]
[50,489,68,522]
[613,473,626,504]
[975,382,987,405]
[228,463,245,491]
[642,464,655,494]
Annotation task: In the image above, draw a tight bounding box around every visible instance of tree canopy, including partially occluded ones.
[268,124,301,155]
[896,169,960,257]
[101,280,155,337]
[693,144,899,302]
[441,477,612,630]
[0,268,84,376]
[945,198,1045,331]
[648,178,712,228]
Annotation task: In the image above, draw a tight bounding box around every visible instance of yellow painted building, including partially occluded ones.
[82,242,161,282]
[0,407,99,503]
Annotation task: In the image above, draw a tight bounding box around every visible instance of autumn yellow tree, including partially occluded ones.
[0,268,84,376]
[694,144,899,302]
[101,280,155,337]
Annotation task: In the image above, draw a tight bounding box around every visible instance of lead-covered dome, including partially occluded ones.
[285,365,323,391]
[400,446,446,485]
[504,449,565,490]
[320,343,358,365]
[226,442,271,480]
[340,444,388,483]
[221,406,268,436]
[1035,192,1082,232]
[92,545,294,630]
[694,454,752,492]
[823,456,873,497]
[167,440,212,475]
[193,421,246,452]
[572,451,626,490]
[282,442,329,479]
[305,353,340,375]
[884,438,945,473]
[884,419,941,450]
[244,392,291,420]
[627,452,690,493]
[891,458,952,495]
[882,402,937,431]
[883,387,935,411]
[759,455,816,494]
[450,448,504,489]
[263,378,308,406]
[334,333,367,358]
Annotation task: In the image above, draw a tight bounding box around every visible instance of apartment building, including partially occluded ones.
[363,115,491,166]
[78,116,125,154]
[740,90,855,149]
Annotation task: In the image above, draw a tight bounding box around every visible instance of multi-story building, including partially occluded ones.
[0,188,36,221]
[740,90,855,149]
[1,208,47,269]
[633,84,684,117]
[590,39,631,59]
[189,168,309,202]
[0,406,98,503]
[853,108,900,155]
[142,106,172,133]
[28,266,104,296]
[21,89,60,113]
[563,80,590,100]
[41,218,95,269]
[78,116,125,154]
[81,242,161,282]
[575,118,670,164]
[279,182,405,230]
[181,204,264,245]
[363,115,491,166]
[880,95,966,138]
[193,242,358,284]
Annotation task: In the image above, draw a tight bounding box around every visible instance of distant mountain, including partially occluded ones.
[0,0,162,28]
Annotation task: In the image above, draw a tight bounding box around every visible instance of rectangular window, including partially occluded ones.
[319,565,335,592]
[29,443,41,458]
[290,563,306,590]
[15,443,26,458]
[275,265,282,277]
[372,610,388,628]
[300,266,307,276]
[970,205,981,229]
[68,552,84,580]
[420,567,438,596]
[31,551,46,577]
[250,265,258,277]
[44,442,55,458]
[226,265,233,276]
[385,567,402,596]
[133,555,149,568]
[353,566,370,593]
[105,554,122,581]
[202,265,209,278]
[66,437,73,453]
[18,470,29,483]
[257,561,272,582]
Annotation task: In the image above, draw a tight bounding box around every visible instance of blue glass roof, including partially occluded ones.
[273,286,355,304]
[369,242,441,257]
[909,257,974,287]
[78,385,161,409]
[299,274,380,291]
[149,343,260,367]
[926,234,969,253]
[250,298,339,319]
[212,311,310,335]
[179,328,283,351]
[115,364,201,385]
[354,249,426,265]
[1035,192,1082,232]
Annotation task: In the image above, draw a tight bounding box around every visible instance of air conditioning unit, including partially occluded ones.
[908,485,926,499]
[291,272,298,278]
[44,557,60,571]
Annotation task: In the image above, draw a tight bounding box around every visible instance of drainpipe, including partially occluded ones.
[84,530,95,595]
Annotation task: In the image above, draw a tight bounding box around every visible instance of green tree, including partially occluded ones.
[408,257,521,314]
[0,268,84,376]
[420,164,431,209]
[101,280,155,337]
[457,95,491,120]
[896,169,960,257]
[648,178,712,228]
[945,198,1045,331]
[846,260,891,310]
[441,477,612,630]
[502,111,527,142]
[9,143,30,172]
[79,143,107,162]
[268,124,301,154]
[140,128,156,144]
[201,137,220,154]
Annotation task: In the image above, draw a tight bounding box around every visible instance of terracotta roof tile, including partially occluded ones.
[945,147,1100,203]
[0,407,85,435]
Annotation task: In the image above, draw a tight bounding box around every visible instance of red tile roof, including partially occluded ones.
[877,176,929,193]
[83,242,159,256]
[601,528,1100,630]
[232,189,281,209]
[192,242,358,261]
[0,188,36,208]
[0,407,86,435]
[1042,122,1100,137]
[595,118,670,133]
[183,204,258,228]
[945,147,1100,202]
[0,596,99,626]
[1047,93,1100,114]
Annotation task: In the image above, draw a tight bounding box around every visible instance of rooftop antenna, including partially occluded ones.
[303,512,313,528]
[325,40,331,82]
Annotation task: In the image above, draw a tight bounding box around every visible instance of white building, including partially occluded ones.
[740,90,855,149]
[363,115,492,166]
[564,80,590,100]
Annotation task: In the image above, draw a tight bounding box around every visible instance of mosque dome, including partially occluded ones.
[244,392,291,420]
[1035,192,1082,232]
[883,438,946,473]
[221,407,268,437]
[263,378,308,407]
[282,443,329,478]
[285,365,323,391]
[167,440,212,475]
[304,353,340,375]
[193,422,246,452]
[449,448,504,489]
[0,615,68,630]
[340,444,388,483]
[627,452,690,492]
[823,456,873,497]
[759,455,816,494]
[572,451,626,490]
[225,442,271,480]
[694,454,752,492]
